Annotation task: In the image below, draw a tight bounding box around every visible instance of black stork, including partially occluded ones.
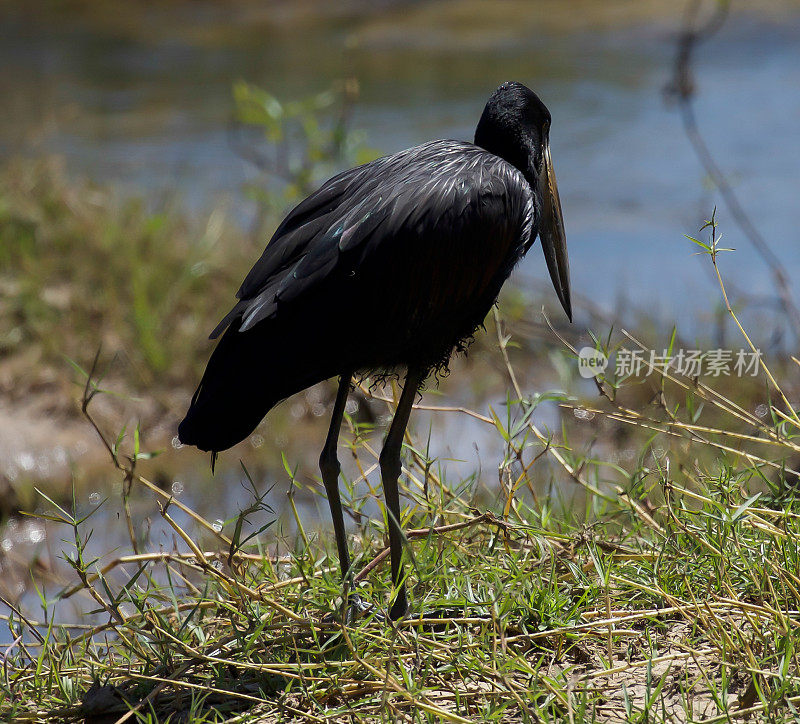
[178,81,571,620]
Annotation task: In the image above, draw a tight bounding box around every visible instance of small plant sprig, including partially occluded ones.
[695,210,800,429]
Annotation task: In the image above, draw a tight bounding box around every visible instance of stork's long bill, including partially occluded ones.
[539,134,572,322]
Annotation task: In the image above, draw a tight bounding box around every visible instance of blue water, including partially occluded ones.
[2,5,799,335]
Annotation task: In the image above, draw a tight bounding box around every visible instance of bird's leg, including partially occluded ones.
[319,373,354,585]
[380,367,424,620]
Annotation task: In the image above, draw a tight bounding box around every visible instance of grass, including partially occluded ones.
[3,216,800,721]
[0,154,273,513]
[0,155,255,391]
[4,416,800,722]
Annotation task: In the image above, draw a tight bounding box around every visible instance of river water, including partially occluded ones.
[3,1,799,330]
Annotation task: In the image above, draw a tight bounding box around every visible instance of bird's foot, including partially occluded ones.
[322,593,383,626]
[344,593,384,623]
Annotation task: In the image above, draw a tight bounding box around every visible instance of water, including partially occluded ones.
[3,3,799,330]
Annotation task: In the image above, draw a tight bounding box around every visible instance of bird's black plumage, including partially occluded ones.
[178,81,571,619]
[180,142,534,450]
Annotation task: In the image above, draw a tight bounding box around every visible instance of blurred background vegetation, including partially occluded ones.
[2,0,800,698]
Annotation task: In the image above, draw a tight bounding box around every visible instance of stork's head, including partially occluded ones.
[475,81,571,321]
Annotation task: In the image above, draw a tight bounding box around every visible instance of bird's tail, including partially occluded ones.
[178,317,340,453]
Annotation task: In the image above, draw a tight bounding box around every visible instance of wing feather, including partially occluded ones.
[212,140,533,338]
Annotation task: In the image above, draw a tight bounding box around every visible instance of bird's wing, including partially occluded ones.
[210,140,533,338]
[208,163,368,338]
